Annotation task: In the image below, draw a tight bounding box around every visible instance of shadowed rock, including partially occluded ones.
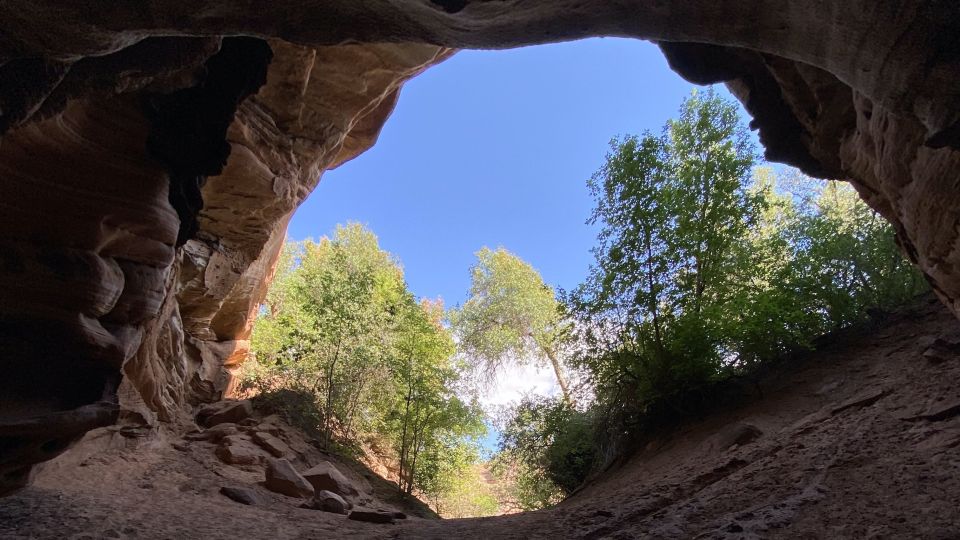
[2,2,960,495]
[264,458,314,498]
[302,461,358,498]
[219,486,263,506]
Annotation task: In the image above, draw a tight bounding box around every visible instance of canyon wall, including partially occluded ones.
[1,1,959,493]
[0,37,451,492]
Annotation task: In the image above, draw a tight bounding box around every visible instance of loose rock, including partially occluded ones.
[831,388,891,415]
[922,346,953,365]
[220,486,263,506]
[185,423,239,442]
[215,435,267,466]
[196,400,253,427]
[265,458,314,498]
[303,490,350,514]
[348,509,395,524]
[302,461,358,497]
[252,431,292,458]
[705,423,763,453]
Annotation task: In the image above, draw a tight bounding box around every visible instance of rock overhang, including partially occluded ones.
[1,1,959,494]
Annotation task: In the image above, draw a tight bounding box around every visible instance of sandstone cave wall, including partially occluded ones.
[1,1,959,493]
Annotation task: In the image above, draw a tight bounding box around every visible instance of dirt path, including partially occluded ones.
[3,297,960,539]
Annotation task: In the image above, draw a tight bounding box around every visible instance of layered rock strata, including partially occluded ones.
[1,1,959,493]
[0,38,451,492]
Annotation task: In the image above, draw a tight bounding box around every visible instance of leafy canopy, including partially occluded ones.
[451,247,574,402]
[245,223,487,511]
[495,88,928,511]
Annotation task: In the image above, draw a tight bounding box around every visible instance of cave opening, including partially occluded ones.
[241,38,926,519]
[1,4,959,536]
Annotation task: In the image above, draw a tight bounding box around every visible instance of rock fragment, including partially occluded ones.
[196,400,253,427]
[302,461,358,497]
[830,388,890,415]
[215,435,267,465]
[302,490,350,514]
[220,486,263,506]
[252,431,292,458]
[348,510,395,524]
[265,458,314,498]
[185,423,239,442]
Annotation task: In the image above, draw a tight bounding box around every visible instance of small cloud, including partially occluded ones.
[478,363,559,411]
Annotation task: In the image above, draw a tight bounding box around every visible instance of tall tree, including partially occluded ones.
[569,87,759,399]
[450,247,574,404]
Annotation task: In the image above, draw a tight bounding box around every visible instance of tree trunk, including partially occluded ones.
[397,376,413,494]
[543,345,574,406]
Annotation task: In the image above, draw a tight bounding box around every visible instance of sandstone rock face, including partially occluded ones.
[2,2,960,494]
[0,37,449,492]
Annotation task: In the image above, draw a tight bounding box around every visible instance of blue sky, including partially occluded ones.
[286,38,760,454]
[288,37,755,308]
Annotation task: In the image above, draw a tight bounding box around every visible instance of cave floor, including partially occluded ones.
[3,297,960,539]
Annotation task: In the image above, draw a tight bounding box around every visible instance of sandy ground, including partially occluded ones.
[2,296,960,539]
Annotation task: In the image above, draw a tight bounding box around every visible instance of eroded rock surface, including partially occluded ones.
[0,36,449,491]
[1,297,958,538]
[1,2,960,495]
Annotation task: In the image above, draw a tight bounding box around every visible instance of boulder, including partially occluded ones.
[705,423,763,453]
[185,423,239,442]
[220,486,264,506]
[196,400,253,427]
[255,415,284,435]
[304,490,350,514]
[922,346,954,365]
[348,510,395,524]
[252,431,292,458]
[264,458,314,498]
[215,435,268,466]
[302,461,358,497]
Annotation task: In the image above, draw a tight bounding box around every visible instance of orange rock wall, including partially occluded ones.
[1,1,959,493]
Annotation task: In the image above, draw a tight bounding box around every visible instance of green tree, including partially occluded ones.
[450,247,575,404]
[247,222,489,503]
[430,462,500,518]
[384,295,486,497]
[493,88,928,514]
[491,395,594,510]
[569,87,759,400]
[249,223,405,446]
[788,179,928,327]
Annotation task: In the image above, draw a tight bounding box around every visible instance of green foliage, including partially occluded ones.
[450,247,574,403]
[569,87,761,401]
[495,88,928,510]
[491,396,594,510]
[245,222,486,502]
[574,87,927,457]
[418,438,500,518]
[786,177,928,326]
